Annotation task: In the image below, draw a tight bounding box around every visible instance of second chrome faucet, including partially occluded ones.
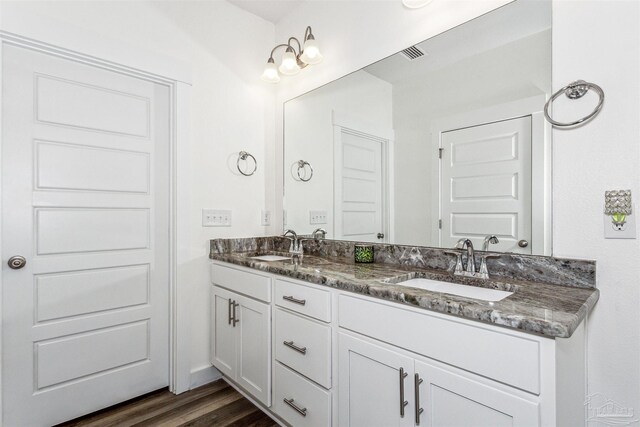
[446,235,500,279]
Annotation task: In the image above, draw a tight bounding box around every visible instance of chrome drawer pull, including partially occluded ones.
[415,373,424,425]
[399,367,408,417]
[283,398,307,417]
[232,301,239,327]
[228,299,233,325]
[283,340,307,355]
[283,295,306,306]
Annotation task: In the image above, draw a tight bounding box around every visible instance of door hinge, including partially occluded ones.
[438,148,444,159]
[438,219,442,229]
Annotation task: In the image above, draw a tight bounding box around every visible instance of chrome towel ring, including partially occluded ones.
[297,160,313,182]
[544,80,604,127]
[237,151,257,176]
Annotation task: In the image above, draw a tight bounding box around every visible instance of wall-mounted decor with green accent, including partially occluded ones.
[354,244,374,263]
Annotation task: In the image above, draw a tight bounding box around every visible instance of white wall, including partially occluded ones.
[552,0,640,414]
[284,70,392,237]
[1,0,276,382]
[274,0,640,415]
[393,29,551,246]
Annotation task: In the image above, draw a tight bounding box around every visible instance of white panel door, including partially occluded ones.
[2,45,170,426]
[415,360,539,426]
[440,117,532,253]
[338,333,415,427]
[334,129,385,243]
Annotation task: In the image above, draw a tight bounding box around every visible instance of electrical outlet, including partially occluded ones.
[309,210,328,225]
[261,210,271,226]
[604,212,636,239]
[202,209,232,227]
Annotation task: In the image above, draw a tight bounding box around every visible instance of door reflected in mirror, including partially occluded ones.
[283,0,552,255]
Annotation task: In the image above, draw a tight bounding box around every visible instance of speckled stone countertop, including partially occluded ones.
[210,237,599,339]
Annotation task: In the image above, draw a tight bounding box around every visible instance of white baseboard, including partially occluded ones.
[189,365,222,389]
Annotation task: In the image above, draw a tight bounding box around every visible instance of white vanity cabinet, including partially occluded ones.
[210,264,272,406]
[338,294,585,427]
[272,278,334,427]
[210,261,586,426]
[338,332,539,427]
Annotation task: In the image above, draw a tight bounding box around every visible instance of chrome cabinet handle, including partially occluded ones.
[283,295,306,306]
[518,240,529,248]
[7,255,26,270]
[228,299,233,325]
[232,301,239,326]
[283,398,307,417]
[399,367,408,417]
[415,373,424,425]
[283,340,307,355]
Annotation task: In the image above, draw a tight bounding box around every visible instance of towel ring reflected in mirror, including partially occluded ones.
[237,151,257,176]
[543,80,604,127]
[297,160,313,182]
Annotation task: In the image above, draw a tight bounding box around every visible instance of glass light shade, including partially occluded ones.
[261,60,280,83]
[278,50,301,76]
[402,0,434,8]
[300,38,323,65]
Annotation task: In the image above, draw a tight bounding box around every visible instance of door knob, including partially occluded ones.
[7,256,26,270]
[377,233,385,239]
[518,240,529,248]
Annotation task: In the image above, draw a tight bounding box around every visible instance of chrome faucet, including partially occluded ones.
[478,235,500,279]
[312,228,327,241]
[456,238,476,275]
[283,229,303,258]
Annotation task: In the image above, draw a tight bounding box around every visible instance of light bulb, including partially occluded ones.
[300,38,323,65]
[279,48,300,76]
[402,0,434,8]
[261,59,280,83]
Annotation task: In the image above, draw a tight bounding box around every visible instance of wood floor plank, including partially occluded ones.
[134,387,244,427]
[54,379,277,427]
[177,397,261,427]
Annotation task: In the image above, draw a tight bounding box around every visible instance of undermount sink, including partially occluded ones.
[397,278,513,302]
[250,255,291,262]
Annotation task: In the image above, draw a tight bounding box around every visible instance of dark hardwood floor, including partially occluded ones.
[55,379,279,427]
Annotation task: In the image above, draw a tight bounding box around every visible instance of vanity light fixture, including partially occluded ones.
[402,0,434,9]
[261,26,323,83]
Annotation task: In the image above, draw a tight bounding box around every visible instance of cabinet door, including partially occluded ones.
[236,294,271,407]
[339,333,415,427]
[211,286,237,379]
[414,359,539,427]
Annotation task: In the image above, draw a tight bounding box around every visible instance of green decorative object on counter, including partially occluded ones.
[354,244,374,263]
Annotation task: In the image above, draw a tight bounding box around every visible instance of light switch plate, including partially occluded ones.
[604,210,636,239]
[309,210,327,225]
[261,210,271,226]
[202,209,231,227]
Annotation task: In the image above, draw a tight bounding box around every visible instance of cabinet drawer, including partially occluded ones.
[273,362,331,427]
[339,294,541,394]
[275,279,331,322]
[275,308,331,388]
[210,263,271,302]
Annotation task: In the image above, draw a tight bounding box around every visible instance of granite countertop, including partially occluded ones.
[210,250,599,339]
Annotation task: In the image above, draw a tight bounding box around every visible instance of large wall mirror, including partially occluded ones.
[283,0,552,255]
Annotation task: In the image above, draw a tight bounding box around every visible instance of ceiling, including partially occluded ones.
[227,0,304,24]
[364,0,551,85]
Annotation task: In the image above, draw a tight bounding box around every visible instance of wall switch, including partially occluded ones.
[202,209,232,227]
[309,210,328,225]
[604,211,636,239]
[261,210,271,226]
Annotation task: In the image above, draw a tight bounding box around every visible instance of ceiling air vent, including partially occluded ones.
[400,45,426,61]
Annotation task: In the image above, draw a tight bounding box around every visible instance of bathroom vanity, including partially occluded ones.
[209,237,598,427]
